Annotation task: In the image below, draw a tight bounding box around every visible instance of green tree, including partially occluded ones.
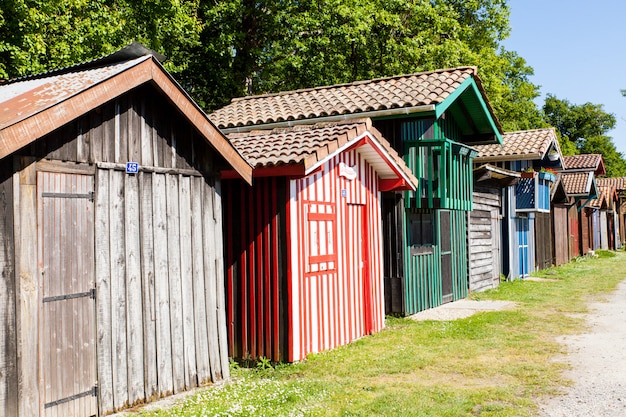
[543,95,616,150]
[0,0,201,79]
[543,95,626,176]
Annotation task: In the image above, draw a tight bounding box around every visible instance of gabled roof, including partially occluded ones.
[224,118,418,191]
[597,177,626,191]
[561,172,597,197]
[0,43,252,184]
[211,67,503,144]
[562,154,606,176]
[589,185,618,210]
[473,128,562,165]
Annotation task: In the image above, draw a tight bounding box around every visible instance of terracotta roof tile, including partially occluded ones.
[227,118,417,187]
[597,177,626,190]
[561,172,593,196]
[563,154,605,172]
[211,67,478,129]
[473,128,561,162]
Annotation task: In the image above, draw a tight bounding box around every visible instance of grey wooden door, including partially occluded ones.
[38,171,97,417]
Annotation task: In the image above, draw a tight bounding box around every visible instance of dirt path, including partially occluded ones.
[538,278,626,416]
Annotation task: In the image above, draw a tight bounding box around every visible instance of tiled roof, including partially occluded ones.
[473,128,561,162]
[562,154,605,175]
[561,172,594,196]
[227,118,417,187]
[589,185,616,209]
[597,177,626,191]
[211,67,479,129]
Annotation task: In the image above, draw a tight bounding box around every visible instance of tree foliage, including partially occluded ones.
[543,95,626,176]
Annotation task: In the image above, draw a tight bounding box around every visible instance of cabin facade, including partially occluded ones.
[211,67,503,318]
[474,128,563,280]
[556,171,599,260]
[0,45,252,417]
[559,154,605,257]
[596,177,625,249]
[469,165,519,291]
[219,120,417,362]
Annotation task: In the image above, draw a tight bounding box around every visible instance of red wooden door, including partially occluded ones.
[38,172,97,417]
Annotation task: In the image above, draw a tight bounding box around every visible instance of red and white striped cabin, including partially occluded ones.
[222,119,417,362]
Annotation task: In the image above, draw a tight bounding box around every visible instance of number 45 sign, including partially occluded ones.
[126,162,139,174]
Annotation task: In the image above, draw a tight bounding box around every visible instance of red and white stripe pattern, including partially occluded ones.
[288,148,384,361]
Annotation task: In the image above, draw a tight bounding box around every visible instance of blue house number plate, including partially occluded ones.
[126,162,139,174]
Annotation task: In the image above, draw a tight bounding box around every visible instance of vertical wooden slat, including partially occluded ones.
[203,180,221,380]
[109,169,128,411]
[178,175,197,388]
[14,157,40,417]
[166,174,185,392]
[0,167,17,417]
[139,172,158,400]
[95,169,113,415]
[213,180,230,378]
[125,173,144,405]
[152,173,173,397]
[190,176,210,383]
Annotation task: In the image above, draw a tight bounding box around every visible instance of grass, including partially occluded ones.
[134,251,626,417]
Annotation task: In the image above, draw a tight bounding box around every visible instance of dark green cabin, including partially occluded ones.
[375,75,502,315]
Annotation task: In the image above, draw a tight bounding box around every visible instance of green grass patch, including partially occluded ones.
[135,251,626,417]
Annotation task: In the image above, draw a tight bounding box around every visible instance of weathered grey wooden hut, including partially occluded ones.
[0,44,252,417]
[469,164,519,292]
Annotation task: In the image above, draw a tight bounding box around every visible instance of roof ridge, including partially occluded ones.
[3,42,163,85]
[504,127,556,135]
[229,66,477,103]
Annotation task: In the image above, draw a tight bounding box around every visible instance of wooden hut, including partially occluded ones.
[219,120,417,362]
[474,128,562,279]
[0,44,252,417]
[558,171,599,259]
[597,177,625,249]
[559,154,605,257]
[469,164,519,292]
[212,67,503,318]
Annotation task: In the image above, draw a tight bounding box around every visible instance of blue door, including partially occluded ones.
[517,217,530,278]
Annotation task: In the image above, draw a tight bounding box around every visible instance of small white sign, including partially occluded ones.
[339,162,357,180]
[126,162,139,174]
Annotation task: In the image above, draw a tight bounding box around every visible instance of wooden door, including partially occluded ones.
[38,172,97,417]
[517,216,530,278]
[440,210,453,304]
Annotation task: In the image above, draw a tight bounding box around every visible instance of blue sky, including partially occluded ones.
[502,0,626,155]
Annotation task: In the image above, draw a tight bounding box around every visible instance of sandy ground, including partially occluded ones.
[537,279,626,416]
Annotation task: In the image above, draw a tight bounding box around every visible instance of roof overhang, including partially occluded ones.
[0,54,252,184]
[435,77,503,145]
[473,164,520,188]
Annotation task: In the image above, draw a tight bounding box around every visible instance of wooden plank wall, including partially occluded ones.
[469,187,502,292]
[552,206,569,266]
[223,177,288,363]
[0,162,18,417]
[95,168,229,414]
[290,151,385,362]
[534,212,553,270]
[7,85,232,416]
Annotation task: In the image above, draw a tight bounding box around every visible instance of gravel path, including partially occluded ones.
[538,279,626,416]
